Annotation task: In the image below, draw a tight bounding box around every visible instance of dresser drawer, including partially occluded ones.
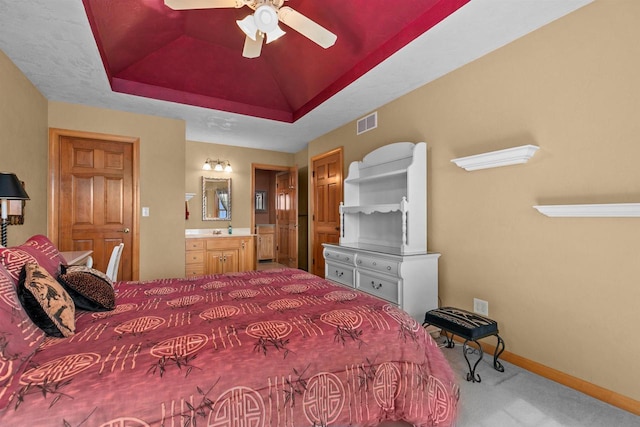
[186,239,205,251]
[356,255,399,276]
[357,271,399,304]
[323,248,355,265]
[325,262,355,287]
[185,251,205,264]
[185,265,206,277]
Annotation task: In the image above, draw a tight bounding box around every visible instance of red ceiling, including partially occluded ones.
[82,0,470,123]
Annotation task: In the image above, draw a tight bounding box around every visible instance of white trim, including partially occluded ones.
[451,145,539,171]
[533,203,640,217]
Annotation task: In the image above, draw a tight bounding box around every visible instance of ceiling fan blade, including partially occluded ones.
[277,6,337,48]
[164,0,242,10]
[243,33,264,58]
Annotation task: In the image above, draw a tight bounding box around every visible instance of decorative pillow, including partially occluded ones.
[58,269,115,312]
[0,263,45,410]
[0,235,66,285]
[17,263,75,338]
[60,265,114,288]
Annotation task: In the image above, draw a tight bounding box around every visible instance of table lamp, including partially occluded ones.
[0,172,30,246]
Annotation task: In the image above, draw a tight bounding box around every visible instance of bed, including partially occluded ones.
[0,235,459,426]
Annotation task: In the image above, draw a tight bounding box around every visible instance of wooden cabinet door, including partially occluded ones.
[206,250,224,274]
[239,237,254,271]
[223,249,239,273]
[257,233,274,260]
[207,248,240,274]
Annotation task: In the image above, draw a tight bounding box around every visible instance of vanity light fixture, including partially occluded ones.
[202,158,232,173]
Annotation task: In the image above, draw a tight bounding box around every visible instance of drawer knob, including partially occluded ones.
[373,261,377,266]
[387,266,391,270]
[357,260,361,264]
[371,281,382,290]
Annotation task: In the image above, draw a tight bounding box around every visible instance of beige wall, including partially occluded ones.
[48,102,186,280]
[308,0,640,402]
[185,140,294,230]
[0,50,48,245]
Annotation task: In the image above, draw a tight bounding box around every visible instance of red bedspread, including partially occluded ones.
[1,268,458,426]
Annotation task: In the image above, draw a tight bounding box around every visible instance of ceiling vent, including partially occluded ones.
[357,111,377,135]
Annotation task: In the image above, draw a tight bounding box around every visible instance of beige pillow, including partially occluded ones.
[17,262,75,337]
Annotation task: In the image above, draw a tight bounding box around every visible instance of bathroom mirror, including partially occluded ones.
[202,177,231,221]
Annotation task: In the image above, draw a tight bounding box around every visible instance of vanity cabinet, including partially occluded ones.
[323,142,440,322]
[185,236,255,277]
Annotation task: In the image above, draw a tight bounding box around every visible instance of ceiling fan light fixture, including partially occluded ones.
[237,15,258,40]
[254,5,278,33]
[265,25,285,44]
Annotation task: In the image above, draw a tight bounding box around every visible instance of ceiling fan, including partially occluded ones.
[164,0,338,58]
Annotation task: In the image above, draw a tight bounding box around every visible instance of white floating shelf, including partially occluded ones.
[185,193,196,202]
[451,144,539,171]
[533,203,640,217]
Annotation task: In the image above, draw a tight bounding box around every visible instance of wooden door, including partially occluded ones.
[49,129,139,280]
[275,167,298,268]
[311,148,343,277]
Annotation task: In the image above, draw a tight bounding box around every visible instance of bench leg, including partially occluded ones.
[441,330,456,348]
[493,334,505,372]
[463,340,483,383]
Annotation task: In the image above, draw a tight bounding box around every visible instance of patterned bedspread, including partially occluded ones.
[1,268,458,426]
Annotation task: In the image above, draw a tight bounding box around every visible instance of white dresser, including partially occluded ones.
[323,142,440,322]
[323,244,439,321]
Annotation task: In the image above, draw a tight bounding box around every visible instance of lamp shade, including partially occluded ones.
[0,173,30,200]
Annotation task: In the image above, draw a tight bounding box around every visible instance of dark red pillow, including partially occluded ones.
[0,235,66,285]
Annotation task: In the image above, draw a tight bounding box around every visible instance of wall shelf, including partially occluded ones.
[533,203,640,217]
[340,200,406,215]
[451,144,539,171]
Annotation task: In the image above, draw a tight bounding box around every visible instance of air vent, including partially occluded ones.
[356,111,377,135]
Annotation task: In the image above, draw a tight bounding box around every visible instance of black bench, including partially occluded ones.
[423,307,505,383]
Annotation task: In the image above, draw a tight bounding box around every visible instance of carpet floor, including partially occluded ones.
[438,339,639,427]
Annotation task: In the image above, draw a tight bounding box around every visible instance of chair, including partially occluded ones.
[105,243,124,282]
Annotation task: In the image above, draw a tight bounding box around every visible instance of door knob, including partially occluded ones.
[120,228,130,233]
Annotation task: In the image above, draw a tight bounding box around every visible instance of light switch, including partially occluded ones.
[142,207,150,217]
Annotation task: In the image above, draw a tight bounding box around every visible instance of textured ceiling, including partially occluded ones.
[0,0,594,152]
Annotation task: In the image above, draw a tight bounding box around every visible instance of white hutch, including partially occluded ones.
[323,142,440,322]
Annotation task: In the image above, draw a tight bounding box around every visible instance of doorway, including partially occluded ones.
[251,164,299,270]
[48,128,139,280]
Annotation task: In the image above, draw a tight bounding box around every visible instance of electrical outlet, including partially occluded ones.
[473,298,489,316]
[142,207,150,217]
